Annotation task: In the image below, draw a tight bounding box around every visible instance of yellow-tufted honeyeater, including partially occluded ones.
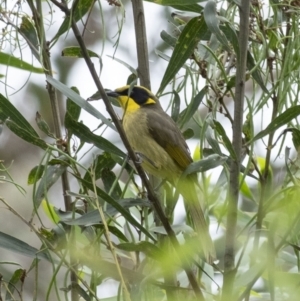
[107,85,214,260]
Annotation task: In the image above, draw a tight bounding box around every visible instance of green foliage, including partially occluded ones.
[0,52,43,72]
[2,0,300,300]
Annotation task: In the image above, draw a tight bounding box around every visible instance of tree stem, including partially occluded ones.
[131,0,151,89]
[222,0,250,299]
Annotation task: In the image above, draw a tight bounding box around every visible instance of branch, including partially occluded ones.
[131,0,151,89]
[222,0,251,299]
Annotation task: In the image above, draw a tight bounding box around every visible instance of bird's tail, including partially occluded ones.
[178,176,215,263]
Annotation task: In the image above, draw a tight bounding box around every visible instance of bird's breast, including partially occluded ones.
[122,109,181,181]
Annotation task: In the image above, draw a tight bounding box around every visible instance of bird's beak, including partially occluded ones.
[106,90,119,98]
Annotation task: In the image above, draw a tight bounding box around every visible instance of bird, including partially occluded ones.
[107,85,214,261]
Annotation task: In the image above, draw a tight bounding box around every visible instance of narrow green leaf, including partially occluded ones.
[34,158,68,208]
[178,86,206,128]
[0,52,43,73]
[46,75,116,131]
[158,16,208,93]
[155,49,171,62]
[83,153,116,182]
[106,225,128,242]
[66,118,125,158]
[5,119,48,150]
[127,73,138,86]
[19,16,40,61]
[220,23,239,58]
[28,165,45,185]
[205,127,222,155]
[67,88,81,120]
[183,154,227,176]
[117,242,161,259]
[160,30,177,48]
[0,231,50,261]
[64,87,82,138]
[51,0,95,44]
[62,46,99,58]
[107,56,138,75]
[5,269,25,300]
[0,93,39,137]
[35,112,54,137]
[171,90,180,122]
[213,120,237,159]
[251,106,300,142]
[182,128,194,140]
[247,51,268,93]
[101,169,122,200]
[71,283,90,301]
[75,178,156,241]
[291,128,300,151]
[59,198,150,226]
[204,1,231,52]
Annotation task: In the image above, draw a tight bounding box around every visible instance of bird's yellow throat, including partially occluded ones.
[116,95,156,113]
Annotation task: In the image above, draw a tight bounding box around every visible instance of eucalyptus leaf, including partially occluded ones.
[62,46,99,58]
[251,105,300,142]
[0,231,50,261]
[116,242,161,259]
[19,16,40,61]
[0,93,40,137]
[5,119,48,150]
[46,75,116,131]
[83,153,116,183]
[160,30,177,48]
[183,154,227,176]
[158,16,208,93]
[205,126,222,155]
[107,56,138,76]
[65,118,125,158]
[28,165,45,185]
[213,120,237,159]
[203,0,231,52]
[247,51,268,93]
[34,157,68,209]
[75,177,155,241]
[59,198,151,226]
[0,52,43,73]
[171,90,180,122]
[178,86,206,128]
[5,269,25,300]
[64,87,82,140]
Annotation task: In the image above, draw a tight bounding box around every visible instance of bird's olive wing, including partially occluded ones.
[145,106,192,169]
